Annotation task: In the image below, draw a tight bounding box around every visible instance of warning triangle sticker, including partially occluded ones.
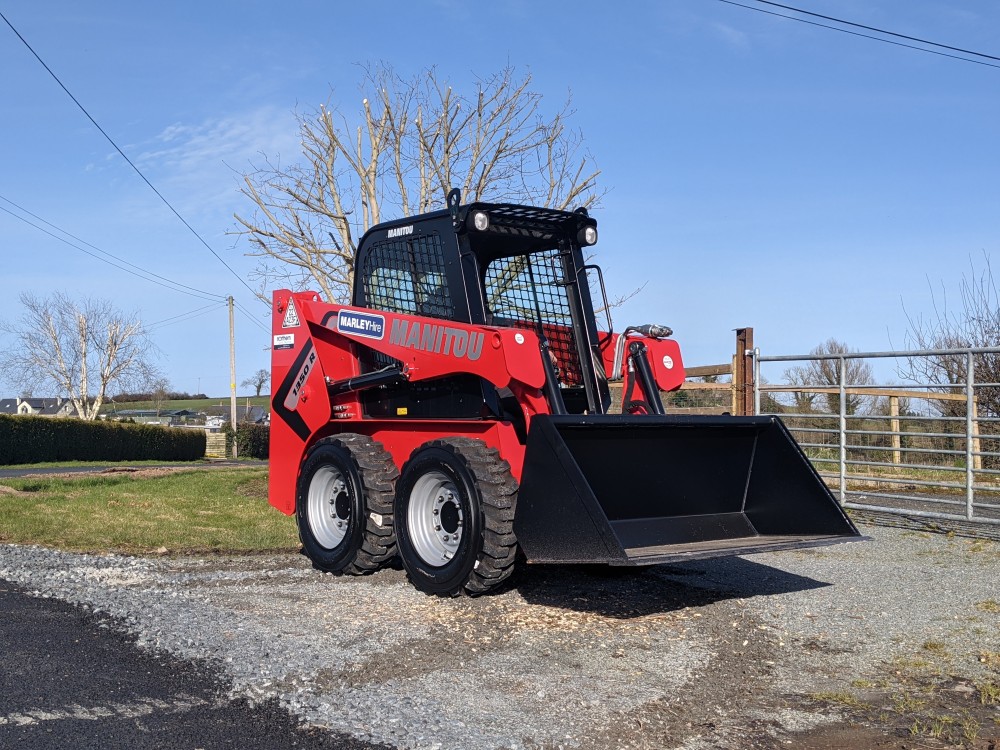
[282,299,301,328]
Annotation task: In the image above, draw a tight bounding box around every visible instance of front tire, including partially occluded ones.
[395,438,518,596]
[296,434,397,575]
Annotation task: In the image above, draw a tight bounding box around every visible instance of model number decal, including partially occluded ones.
[283,348,317,410]
[337,310,385,339]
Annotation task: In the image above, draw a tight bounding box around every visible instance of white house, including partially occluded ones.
[0,397,77,417]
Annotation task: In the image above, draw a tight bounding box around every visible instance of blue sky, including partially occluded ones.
[1,1,997,397]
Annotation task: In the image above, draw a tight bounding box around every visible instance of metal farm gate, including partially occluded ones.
[750,346,1000,528]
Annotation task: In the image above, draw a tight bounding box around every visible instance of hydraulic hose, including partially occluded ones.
[609,324,673,381]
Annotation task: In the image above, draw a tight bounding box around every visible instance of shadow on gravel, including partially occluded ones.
[515,557,829,618]
[656,554,834,597]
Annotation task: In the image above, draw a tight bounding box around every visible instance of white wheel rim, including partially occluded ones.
[408,470,463,567]
[308,465,350,549]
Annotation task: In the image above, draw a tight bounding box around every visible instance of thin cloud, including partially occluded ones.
[711,21,751,50]
[132,107,301,218]
[140,108,299,174]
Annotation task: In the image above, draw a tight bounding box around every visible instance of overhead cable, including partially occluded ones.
[0,10,265,299]
[147,302,227,331]
[713,0,1000,71]
[0,203,223,302]
[234,298,271,334]
[754,0,1000,62]
[0,194,223,302]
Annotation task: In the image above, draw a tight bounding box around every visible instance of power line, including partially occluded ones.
[233,298,271,334]
[754,1,1000,62]
[0,194,222,302]
[0,202,222,302]
[713,0,1000,71]
[0,10,264,299]
[147,302,227,331]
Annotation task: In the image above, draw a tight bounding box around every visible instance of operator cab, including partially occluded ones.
[351,193,611,423]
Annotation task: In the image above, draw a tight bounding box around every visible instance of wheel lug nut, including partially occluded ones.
[434,524,441,531]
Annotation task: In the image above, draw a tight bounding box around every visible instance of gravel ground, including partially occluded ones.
[1,524,998,749]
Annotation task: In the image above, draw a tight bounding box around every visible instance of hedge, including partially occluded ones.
[223,423,269,460]
[0,414,206,465]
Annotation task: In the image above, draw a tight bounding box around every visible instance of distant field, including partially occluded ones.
[101,396,271,415]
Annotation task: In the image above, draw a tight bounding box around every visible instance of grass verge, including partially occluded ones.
[100,396,270,415]
[0,468,298,555]
[0,459,213,471]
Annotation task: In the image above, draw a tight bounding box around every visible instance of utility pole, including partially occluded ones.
[229,296,238,458]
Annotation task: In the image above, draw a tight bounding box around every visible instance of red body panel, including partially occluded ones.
[599,333,686,412]
[269,290,548,515]
[269,290,689,514]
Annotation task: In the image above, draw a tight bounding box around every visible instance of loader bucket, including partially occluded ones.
[513,414,862,565]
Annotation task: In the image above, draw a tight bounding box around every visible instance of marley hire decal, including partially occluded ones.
[389,319,483,361]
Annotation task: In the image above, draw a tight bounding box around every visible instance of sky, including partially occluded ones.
[1,0,997,397]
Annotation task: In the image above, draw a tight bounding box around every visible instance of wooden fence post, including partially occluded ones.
[973,393,983,471]
[734,328,754,416]
[889,395,901,467]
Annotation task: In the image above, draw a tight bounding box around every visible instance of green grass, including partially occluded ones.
[1,459,213,470]
[978,682,1000,705]
[0,468,297,554]
[809,691,870,710]
[101,396,270,415]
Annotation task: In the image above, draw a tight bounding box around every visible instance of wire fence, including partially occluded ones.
[750,346,1000,527]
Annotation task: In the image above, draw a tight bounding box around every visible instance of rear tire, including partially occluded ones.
[296,434,397,575]
[395,438,518,596]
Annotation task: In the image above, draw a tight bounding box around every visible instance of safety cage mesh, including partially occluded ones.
[484,249,583,386]
[358,233,454,372]
[360,233,454,319]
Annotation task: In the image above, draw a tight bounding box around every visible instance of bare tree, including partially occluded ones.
[151,377,171,415]
[781,366,820,413]
[234,64,603,303]
[758,387,784,416]
[0,292,158,420]
[900,255,1000,419]
[783,339,874,416]
[241,368,270,398]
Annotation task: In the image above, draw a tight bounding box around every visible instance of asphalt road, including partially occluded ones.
[0,581,385,750]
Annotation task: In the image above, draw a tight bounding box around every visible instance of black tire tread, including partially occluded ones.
[307,434,398,575]
[423,437,519,595]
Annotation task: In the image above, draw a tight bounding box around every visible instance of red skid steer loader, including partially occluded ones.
[269,190,861,596]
